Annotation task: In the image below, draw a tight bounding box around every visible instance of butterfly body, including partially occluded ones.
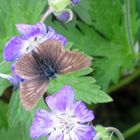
[31,51,56,81]
[15,40,91,110]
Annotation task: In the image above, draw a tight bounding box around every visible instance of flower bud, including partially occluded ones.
[48,0,70,12]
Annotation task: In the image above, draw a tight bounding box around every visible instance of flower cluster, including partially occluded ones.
[30,86,96,140]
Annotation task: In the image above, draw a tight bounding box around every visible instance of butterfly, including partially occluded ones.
[15,40,91,110]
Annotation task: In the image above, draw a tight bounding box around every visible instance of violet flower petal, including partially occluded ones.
[3,36,24,61]
[30,109,54,139]
[47,26,67,46]
[71,124,96,140]
[16,22,46,38]
[46,86,74,114]
[71,101,94,123]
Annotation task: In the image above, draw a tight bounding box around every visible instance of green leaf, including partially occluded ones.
[51,21,134,89]
[75,0,122,38]
[0,101,8,128]
[0,63,12,96]
[48,68,112,104]
[8,91,47,127]
[49,0,139,90]
[94,125,110,140]
[0,124,46,140]
[7,91,47,140]
[0,126,22,140]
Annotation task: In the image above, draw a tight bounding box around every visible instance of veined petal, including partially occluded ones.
[70,124,96,140]
[30,109,54,139]
[71,101,94,123]
[16,22,46,38]
[46,26,67,46]
[46,86,74,114]
[3,36,24,61]
[54,9,73,22]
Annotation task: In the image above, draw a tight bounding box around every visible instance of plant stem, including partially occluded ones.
[123,123,140,138]
[40,7,53,22]
[0,60,6,66]
[108,69,140,93]
[106,127,124,140]
[124,0,134,53]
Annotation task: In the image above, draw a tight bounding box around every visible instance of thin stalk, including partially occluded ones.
[40,7,53,22]
[0,60,6,66]
[124,0,134,53]
[108,69,140,93]
[123,123,140,138]
[106,127,124,140]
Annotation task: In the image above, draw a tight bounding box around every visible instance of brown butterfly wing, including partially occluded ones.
[36,40,65,67]
[15,53,40,80]
[20,78,48,111]
[36,40,91,74]
[56,51,92,74]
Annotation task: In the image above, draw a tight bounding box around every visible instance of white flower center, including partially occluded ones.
[53,112,77,134]
[21,35,46,54]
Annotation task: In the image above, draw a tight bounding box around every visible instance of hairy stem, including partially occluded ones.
[106,127,124,140]
[123,123,140,138]
[40,7,53,22]
[108,69,140,93]
[124,0,134,53]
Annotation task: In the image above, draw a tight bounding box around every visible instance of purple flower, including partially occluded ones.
[71,0,80,5]
[3,22,67,61]
[30,86,95,140]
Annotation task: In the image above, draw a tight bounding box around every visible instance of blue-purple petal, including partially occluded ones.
[16,22,46,38]
[71,101,94,123]
[3,36,24,61]
[30,109,54,139]
[72,125,96,140]
[47,26,67,46]
[46,86,74,114]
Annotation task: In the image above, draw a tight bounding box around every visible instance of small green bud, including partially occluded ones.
[49,0,70,12]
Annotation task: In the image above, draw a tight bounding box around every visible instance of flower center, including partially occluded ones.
[53,112,77,134]
[22,35,46,54]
